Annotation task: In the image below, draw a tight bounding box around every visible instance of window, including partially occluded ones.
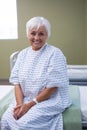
[0,0,18,39]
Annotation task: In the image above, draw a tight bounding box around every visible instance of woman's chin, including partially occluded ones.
[32,46,41,51]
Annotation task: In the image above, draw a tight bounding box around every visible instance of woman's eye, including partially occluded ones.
[31,32,36,35]
[39,33,44,36]
[30,32,44,36]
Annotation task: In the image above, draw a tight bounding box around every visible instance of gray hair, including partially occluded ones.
[26,16,51,38]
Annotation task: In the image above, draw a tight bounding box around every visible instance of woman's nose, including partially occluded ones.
[34,34,39,39]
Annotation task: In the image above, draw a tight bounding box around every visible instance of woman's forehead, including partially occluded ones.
[29,26,47,32]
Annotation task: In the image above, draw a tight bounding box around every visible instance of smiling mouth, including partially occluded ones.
[33,42,40,45]
[33,41,41,44]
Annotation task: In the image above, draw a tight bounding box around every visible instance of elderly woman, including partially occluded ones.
[1,16,71,130]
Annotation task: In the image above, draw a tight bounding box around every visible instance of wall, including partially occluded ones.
[0,0,86,79]
[85,0,87,63]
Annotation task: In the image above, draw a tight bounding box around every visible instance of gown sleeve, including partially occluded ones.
[9,51,23,85]
[46,49,69,88]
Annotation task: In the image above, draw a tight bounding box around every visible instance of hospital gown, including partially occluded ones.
[1,43,71,130]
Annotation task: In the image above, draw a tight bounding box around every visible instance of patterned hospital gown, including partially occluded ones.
[1,43,71,130]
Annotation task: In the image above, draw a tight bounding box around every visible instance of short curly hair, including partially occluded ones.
[26,16,51,38]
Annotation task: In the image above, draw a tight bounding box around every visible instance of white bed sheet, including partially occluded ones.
[68,69,87,79]
[79,86,87,121]
[0,85,14,101]
[0,85,14,129]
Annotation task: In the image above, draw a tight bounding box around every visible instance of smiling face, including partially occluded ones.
[28,26,48,51]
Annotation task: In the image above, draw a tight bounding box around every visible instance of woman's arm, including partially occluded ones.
[13,84,24,119]
[14,84,23,105]
[13,87,58,120]
[35,87,58,103]
[26,87,58,110]
[25,87,58,109]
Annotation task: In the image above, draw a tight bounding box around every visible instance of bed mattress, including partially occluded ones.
[0,85,14,118]
[68,68,87,80]
[0,85,14,100]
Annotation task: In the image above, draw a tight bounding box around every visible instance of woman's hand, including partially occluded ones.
[13,104,29,120]
[13,105,21,120]
[13,101,35,120]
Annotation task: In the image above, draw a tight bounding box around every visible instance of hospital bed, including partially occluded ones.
[68,65,87,130]
[0,51,87,130]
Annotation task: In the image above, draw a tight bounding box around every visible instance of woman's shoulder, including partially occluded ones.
[18,47,30,59]
[46,44,67,63]
[46,44,65,56]
[18,46,31,57]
